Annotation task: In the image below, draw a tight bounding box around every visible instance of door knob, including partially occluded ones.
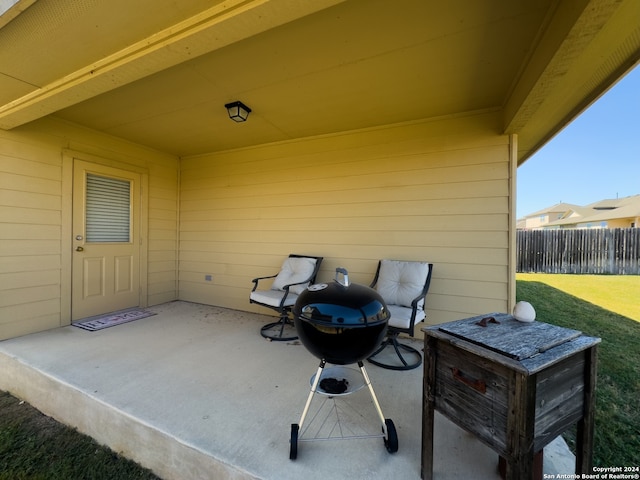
[76,246,84,252]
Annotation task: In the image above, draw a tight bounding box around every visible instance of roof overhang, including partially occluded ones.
[0,0,638,161]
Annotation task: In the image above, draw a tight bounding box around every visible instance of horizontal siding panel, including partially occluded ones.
[0,254,60,274]
[0,298,60,324]
[149,218,178,231]
[149,209,178,222]
[148,228,177,241]
[147,291,178,306]
[178,245,507,269]
[149,239,179,252]
[180,215,508,234]
[178,282,249,307]
[0,172,60,195]
[148,261,177,273]
[0,239,60,255]
[0,156,61,179]
[179,230,508,249]
[150,197,179,212]
[181,120,507,178]
[181,159,507,197]
[180,197,508,220]
[0,189,61,210]
[187,257,282,284]
[179,241,508,266]
[0,224,60,240]
[0,270,60,290]
[149,182,178,199]
[0,206,61,225]
[147,284,176,298]
[0,313,61,341]
[431,279,507,301]
[149,250,176,263]
[180,179,508,208]
[0,284,60,308]
[428,294,507,317]
[0,134,61,164]
[439,263,507,283]
[148,270,176,286]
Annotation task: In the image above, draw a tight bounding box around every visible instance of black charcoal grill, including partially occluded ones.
[289,268,399,459]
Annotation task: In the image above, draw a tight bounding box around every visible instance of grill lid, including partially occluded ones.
[294,268,389,327]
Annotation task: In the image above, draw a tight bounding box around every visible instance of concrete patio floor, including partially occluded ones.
[0,301,575,479]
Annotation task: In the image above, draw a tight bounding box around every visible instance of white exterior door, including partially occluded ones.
[72,160,141,320]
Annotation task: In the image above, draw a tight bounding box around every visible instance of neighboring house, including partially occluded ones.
[519,195,640,229]
[518,203,582,230]
[1,0,639,340]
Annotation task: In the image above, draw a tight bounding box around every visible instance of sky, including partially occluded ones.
[516,64,640,218]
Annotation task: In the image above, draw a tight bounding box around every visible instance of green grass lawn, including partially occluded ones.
[0,391,160,480]
[517,274,640,468]
[517,273,640,322]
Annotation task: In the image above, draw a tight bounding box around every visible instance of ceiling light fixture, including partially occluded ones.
[224,101,251,122]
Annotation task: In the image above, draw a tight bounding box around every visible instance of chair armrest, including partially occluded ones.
[410,286,430,309]
[251,274,278,292]
[282,279,310,288]
[408,274,432,327]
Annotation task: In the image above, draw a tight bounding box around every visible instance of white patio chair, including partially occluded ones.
[367,259,433,370]
[250,254,323,341]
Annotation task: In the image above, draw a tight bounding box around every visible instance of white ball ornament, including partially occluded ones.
[513,301,536,323]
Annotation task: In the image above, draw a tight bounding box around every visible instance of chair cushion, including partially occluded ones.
[376,260,430,308]
[387,304,426,329]
[271,257,317,294]
[250,289,299,307]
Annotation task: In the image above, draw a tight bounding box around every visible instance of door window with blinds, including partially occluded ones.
[85,173,131,243]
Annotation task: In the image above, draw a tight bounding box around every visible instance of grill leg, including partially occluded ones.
[359,361,399,453]
[358,361,386,428]
[297,359,326,429]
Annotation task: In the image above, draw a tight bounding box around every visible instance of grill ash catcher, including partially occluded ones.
[289,268,399,459]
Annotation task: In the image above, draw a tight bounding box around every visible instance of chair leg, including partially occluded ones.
[368,335,422,371]
[260,313,298,341]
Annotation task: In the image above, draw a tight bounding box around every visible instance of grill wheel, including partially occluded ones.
[384,418,399,453]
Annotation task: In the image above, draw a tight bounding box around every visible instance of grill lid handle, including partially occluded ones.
[335,267,349,287]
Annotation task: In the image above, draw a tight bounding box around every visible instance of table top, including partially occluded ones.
[424,313,601,374]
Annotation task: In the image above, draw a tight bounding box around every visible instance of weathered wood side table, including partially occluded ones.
[421,313,600,480]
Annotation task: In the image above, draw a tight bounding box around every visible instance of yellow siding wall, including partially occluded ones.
[180,112,512,326]
[0,118,179,340]
[1,111,513,339]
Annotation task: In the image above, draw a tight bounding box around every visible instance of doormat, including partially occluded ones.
[73,308,156,331]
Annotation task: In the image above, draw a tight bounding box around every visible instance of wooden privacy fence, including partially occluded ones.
[517,228,640,274]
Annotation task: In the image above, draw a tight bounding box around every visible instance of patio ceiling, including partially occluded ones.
[0,0,638,162]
